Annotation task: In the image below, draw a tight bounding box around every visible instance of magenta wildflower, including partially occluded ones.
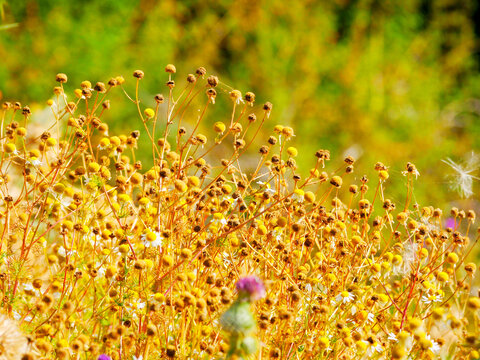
[98,355,111,360]
[236,276,266,301]
[445,217,455,229]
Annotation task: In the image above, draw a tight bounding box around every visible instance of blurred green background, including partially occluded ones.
[1,0,480,209]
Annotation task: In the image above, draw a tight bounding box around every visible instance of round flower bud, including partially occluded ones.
[162,255,174,267]
[180,248,192,259]
[87,162,100,173]
[304,191,315,203]
[94,82,106,93]
[144,108,155,118]
[118,244,129,254]
[263,102,273,111]
[432,308,444,320]
[56,73,68,83]
[467,297,480,310]
[213,121,226,133]
[445,252,459,264]
[46,137,57,147]
[196,67,207,76]
[207,75,219,87]
[115,75,125,84]
[379,170,389,180]
[391,345,405,359]
[330,176,343,188]
[133,70,144,79]
[188,176,200,187]
[155,94,164,103]
[146,324,157,336]
[165,64,176,73]
[408,317,422,330]
[419,248,428,258]
[287,147,298,157]
[436,271,449,282]
[4,143,16,153]
[318,337,329,349]
[16,127,26,136]
[206,88,217,102]
[174,180,188,193]
[229,90,242,103]
[245,92,255,104]
[396,212,407,223]
[465,263,476,274]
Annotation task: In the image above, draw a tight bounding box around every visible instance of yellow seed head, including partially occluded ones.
[436,272,449,282]
[229,90,242,103]
[330,176,343,188]
[318,337,329,348]
[162,255,174,267]
[144,108,155,118]
[304,191,315,203]
[213,121,226,133]
[379,170,389,180]
[467,297,480,310]
[446,252,459,264]
[4,143,16,153]
[287,147,298,157]
[407,317,422,330]
[87,162,100,173]
[165,64,176,73]
[174,180,188,193]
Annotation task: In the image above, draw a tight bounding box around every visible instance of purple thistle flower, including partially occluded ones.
[98,355,111,360]
[445,217,455,229]
[236,276,266,301]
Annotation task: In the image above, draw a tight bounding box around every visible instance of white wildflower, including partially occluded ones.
[363,340,383,355]
[57,246,67,257]
[25,158,43,166]
[271,227,283,241]
[336,291,355,304]
[257,181,276,195]
[211,213,227,227]
[141,231,163,248]
[366,312,375,324]
[421,293,442,304]
[23,283,36,293]
[425,334,440,353]
[387,333,398,342]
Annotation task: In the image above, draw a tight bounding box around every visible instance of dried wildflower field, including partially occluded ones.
[1,66,480,360]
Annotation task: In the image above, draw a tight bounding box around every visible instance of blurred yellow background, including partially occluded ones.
[1,0,480,209]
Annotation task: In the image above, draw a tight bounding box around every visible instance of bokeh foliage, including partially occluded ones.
[1,0,480,208]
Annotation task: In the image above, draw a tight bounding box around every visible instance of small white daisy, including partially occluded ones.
[57,246,67,257]
[141,231,163,248]
[387,332,398,342]
[26,158,43,166]
[425,334,440,353]
[336,291,355,304]
[421,293,442,304]
[366,312,375,324]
